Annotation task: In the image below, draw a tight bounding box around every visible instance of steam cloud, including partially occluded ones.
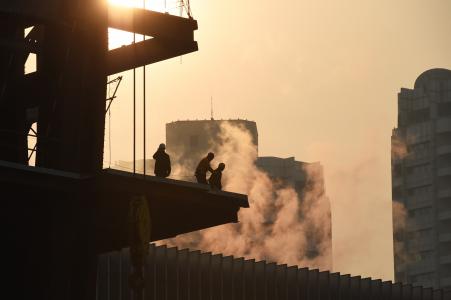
[392,135,412,267]
[160,122,332,270]
[392,137,408,160]
[392,200,411,266]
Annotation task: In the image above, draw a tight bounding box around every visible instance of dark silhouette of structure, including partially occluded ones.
[0,2,249,300]
[153,143,171,178]
[97,244,451,299]
[209,162,225,190]
[195,152,215,184]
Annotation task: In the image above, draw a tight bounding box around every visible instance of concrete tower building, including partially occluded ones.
[392,69,451,291]
[256,156,325,197]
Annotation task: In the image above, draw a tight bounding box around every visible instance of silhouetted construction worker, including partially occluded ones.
[208,163,225,190]
[195,152,214,184]
[153,143,171,178]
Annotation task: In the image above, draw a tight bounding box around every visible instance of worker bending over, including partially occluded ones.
[209,163,225,190]
[195,152,214,184]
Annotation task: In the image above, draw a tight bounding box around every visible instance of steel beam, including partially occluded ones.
[107,37,198,75]
[108,5,197,40]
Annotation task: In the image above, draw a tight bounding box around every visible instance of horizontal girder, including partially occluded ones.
[108,4,197,41]
[107,38,198,75]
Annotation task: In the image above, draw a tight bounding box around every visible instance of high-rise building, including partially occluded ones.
[392,68,451,291]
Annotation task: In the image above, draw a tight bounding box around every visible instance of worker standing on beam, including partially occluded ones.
[153,143,171,178]
[195,152,214,184]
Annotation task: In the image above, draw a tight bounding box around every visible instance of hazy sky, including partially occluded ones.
[106,0,451,281]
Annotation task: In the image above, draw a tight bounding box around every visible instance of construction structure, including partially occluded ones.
[392,69,451,291]
[97,243,451,299]
[0,1,249,300]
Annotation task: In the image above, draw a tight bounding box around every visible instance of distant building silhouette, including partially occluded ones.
[256,156,325,196]
[257,156,331,264]
[392,69,451,291]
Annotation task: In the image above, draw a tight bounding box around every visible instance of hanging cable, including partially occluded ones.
[107,76,112,168]
[133,12,136,175]
[143,0,146,177]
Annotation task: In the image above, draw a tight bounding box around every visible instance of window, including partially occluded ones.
[438,153,451,168]
[406,122,431,140]
[410,272,435,283]
[439,197,451,211]
[439,220,451,234]
[438,102,451,118]
[440,241,451,253]
[407,108,430,124]
[408,142,430,160]
[419,250,435,260]
[409,207,432,219]
[440,264,451,277]
[407,163,431,176]
[437,132,451,147]
[395,271,406,281]
[393,163,402,177]
[408,185,432,198]
[414,228,434,240]
[412,97,429,110]
[439,178,451,190]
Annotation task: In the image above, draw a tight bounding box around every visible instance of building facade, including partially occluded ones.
[392,69,451,291]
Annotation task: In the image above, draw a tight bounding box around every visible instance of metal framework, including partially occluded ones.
[105,75,122,114]
[0,2,249,300]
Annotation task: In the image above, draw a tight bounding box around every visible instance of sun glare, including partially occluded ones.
[108,0,181,50]
[108,0,168,13]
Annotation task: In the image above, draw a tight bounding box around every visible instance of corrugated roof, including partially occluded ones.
[98,244,451,299]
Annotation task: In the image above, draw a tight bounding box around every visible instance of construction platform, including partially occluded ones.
[1,160,248,299]
[1,160,248,251]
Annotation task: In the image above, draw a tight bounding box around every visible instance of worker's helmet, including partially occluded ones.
[218,163,225,170]
[159,143,166,150]
[207,152,214,160]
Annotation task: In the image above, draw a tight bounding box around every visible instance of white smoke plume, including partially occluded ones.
[159,122,332,270]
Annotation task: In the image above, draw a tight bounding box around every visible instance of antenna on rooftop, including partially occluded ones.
[210,96,214,120]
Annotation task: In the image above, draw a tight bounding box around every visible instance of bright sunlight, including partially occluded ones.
[107,0,186,49]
